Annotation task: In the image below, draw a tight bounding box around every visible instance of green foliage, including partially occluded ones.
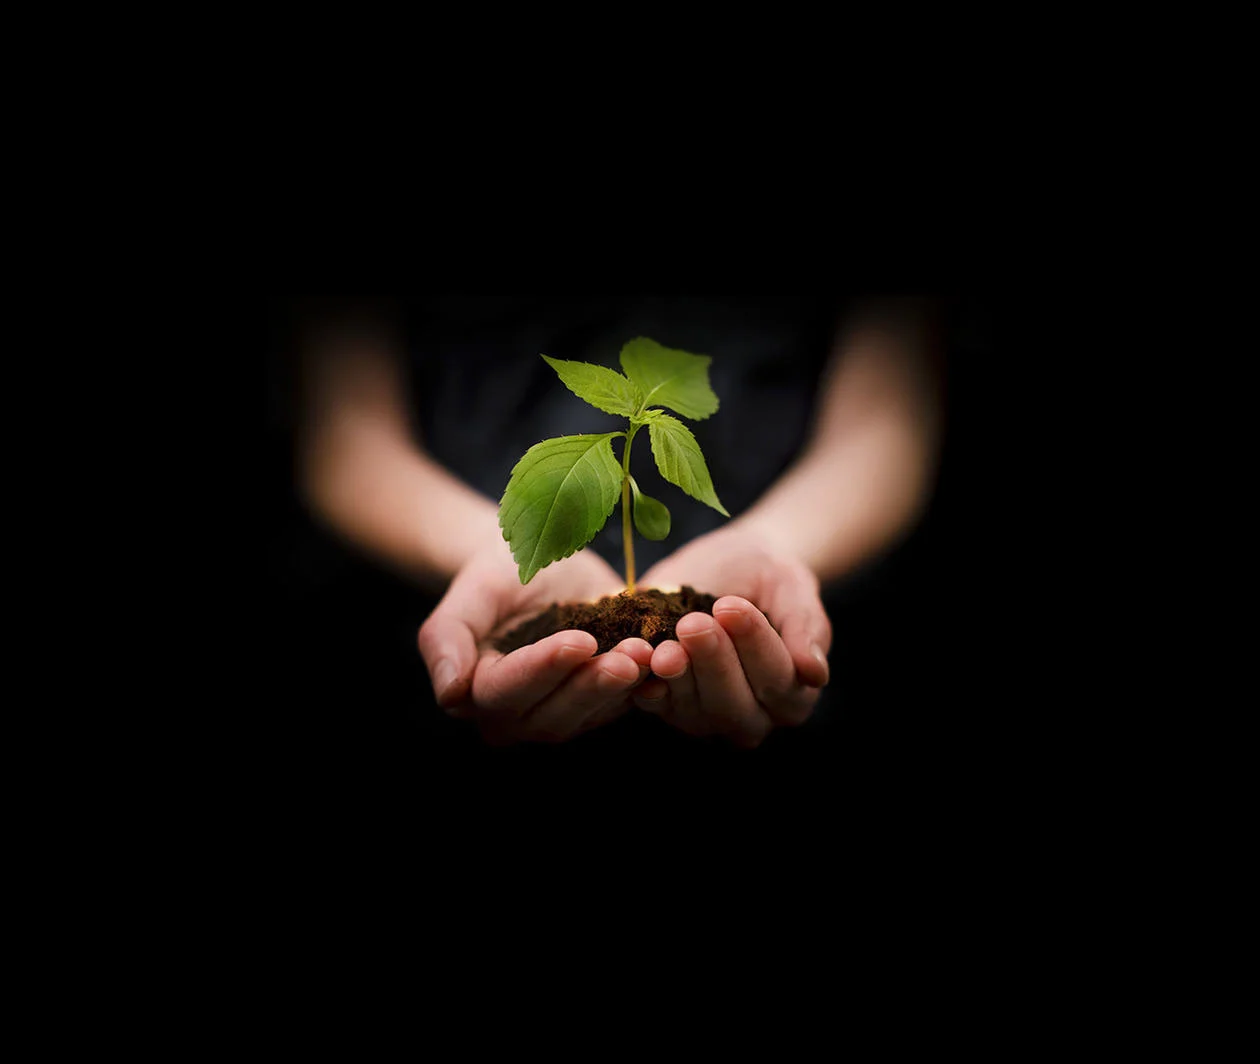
[499,433,625,585]
[647,415,730,518]
[619,338,720,420]
[500,338,727,585]
[629,476,671,540]
[540,355,641,417]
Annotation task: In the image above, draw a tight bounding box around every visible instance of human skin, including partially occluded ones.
[296,300,941,747]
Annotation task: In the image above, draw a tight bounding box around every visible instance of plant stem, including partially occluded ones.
[622,476,634,592]
[621,423,640,592]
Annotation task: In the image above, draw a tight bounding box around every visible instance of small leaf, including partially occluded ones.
[499,433,625,584]
[619,338,720,421]
[648,415,729,517]
[629,476,671,541]
[541,355,642,417]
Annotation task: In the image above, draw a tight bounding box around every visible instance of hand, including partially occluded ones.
[417,542,653,744]
[633,527,832,748]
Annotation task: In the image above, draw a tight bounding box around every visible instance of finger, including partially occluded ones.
[779,611,832,689]
[766,573,833,689]
[416,564,511,710]
[627,631,669,716]
[649,639,708,736]
[675,612,773,748]
[613,637,655,673]
[519,644,648,742]
[712,596,818,727]
[632,676,670,715]
[575,639,656,734]
[418,613,480,711]
[472,630,599,718]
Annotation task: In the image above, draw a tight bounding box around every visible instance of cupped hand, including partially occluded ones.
[417,542,653,744]
[632,527,832,748]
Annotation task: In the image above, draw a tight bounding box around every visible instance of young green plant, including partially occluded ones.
[499,338,729,591]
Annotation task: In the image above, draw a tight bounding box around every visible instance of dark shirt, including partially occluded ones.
[400,293,841,574]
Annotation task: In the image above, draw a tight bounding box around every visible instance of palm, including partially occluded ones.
[641,529,790,616]
[476,547,625,648]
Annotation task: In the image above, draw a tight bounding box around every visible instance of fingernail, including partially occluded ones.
[434,658,458,700]
[810,644,830,683]
[557,642,593,666]
[597,657,639,692]
[654,661,687,681]
[714,607,752,635]
[615,639,655,668]
[678,616,717,647]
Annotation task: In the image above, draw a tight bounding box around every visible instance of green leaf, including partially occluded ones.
[499,433,625,584]
[619,338,720,420]
[541,355,642,417]
[647,415,729,517]
[629,476,671,541]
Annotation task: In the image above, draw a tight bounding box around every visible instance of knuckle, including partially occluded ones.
[770,692,819,727]
[775,705,813,728]
[473,685,507,713]
[753,680,794,707]
[473,684,523,716]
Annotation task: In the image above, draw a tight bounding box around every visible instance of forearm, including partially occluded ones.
[735,412,937,583]
[297,339,501,588]
[735,307,943,583]
[302,422,501,586]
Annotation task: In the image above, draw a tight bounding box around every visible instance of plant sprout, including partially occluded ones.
[499,337,728,590]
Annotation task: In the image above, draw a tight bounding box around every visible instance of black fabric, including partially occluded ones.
[403,294,838,574]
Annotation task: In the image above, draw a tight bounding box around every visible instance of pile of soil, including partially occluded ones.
[494,586,719,655]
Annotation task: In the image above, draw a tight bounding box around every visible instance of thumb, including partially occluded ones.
[417,569,501,710]
[770,569,832,690]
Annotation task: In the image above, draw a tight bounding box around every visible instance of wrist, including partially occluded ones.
[445,516,510,577]
[726,513,804,563]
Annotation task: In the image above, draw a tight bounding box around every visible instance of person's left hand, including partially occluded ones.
[633,527,832,748]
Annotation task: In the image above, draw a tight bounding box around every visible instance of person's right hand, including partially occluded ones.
[417,542,653,744]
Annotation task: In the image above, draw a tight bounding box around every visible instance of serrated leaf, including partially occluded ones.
[541,355,642,417]
[647,415,729,517]
[619,338,720,420]
[499,433,625,584]
[629,476,671,540]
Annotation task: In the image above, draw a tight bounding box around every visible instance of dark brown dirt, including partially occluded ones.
[494,586,720,655]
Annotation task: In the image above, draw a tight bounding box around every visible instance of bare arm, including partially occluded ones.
[635,299,944,745]
[735,298,944,582]
[295,321,641,739]
[296,329,502,590]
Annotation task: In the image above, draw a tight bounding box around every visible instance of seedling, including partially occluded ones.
[499,337,728,591]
